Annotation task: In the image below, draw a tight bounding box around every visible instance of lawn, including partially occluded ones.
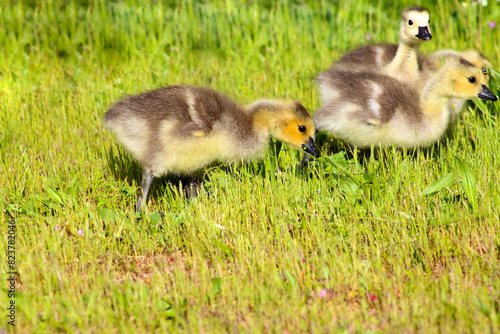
[1,0,500,332]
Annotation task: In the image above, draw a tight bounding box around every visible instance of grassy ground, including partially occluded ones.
[1,0,500,332]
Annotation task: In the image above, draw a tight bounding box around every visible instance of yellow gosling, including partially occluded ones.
[104,85,319,211]
[419,49,492,116]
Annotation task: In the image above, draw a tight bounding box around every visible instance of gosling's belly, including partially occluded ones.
[375,118,447,148]
[155,133,231,175]
[331,118,446,148]
[156,131,264,175]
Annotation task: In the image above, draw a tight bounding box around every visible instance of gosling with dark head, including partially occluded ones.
[104,85,319,211]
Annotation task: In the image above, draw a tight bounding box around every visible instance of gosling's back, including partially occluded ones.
[104,85,265,175]
[315,70,440,148]
[332,44,398,73]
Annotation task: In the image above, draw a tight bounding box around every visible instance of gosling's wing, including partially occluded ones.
[316,70,380,131]
[331,44,398,72]
[316,70,422,128]
[170,86,246,138]
[105,86,193,124]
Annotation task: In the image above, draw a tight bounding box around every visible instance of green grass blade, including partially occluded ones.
[421,172,456,197]
[455,157,479,214]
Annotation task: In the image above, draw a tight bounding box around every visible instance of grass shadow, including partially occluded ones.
[311,130,461,172]
[106,143,232,207]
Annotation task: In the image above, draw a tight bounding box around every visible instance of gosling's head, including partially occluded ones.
[400,7,432,45]
[460,50,491,83]
[444,57,497,101]
[249,100,320,157]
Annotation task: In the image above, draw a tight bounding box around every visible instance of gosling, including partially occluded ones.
[314,57,497,149]
[419,50,492,116]
[104,85,320,211]
[330,6,431,82]
[382,6,431,82]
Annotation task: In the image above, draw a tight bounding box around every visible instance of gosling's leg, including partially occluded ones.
[300,152,312,167]
[136,169,155,212]
[184,175,201,200]
[445,110,458,138]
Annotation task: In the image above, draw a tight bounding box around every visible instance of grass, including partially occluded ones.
[1,0,500,332]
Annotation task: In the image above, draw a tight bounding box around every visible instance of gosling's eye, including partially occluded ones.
[468,77,477,83]
[482,68,488,74]
[408,20,413,26]
[298,125,306,133]
[428,19,430,24]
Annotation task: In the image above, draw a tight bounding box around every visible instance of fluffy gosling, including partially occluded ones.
[314,57,497,149]
[104,85,320,211]
[329,7,431,82]
[382,6,432,82]
[419,50,492,116]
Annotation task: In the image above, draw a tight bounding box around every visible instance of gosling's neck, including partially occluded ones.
[420,72,452,121]
[384,39,422,81]
[247,101,281,137]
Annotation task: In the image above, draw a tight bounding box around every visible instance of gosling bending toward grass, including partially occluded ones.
[330,6,431,83]
[104,85,320,211]
[314,57,497,149]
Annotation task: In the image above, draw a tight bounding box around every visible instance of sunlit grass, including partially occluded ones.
[1,0,500,332]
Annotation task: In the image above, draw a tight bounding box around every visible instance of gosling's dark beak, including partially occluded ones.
[416,26,432,41]
[302,137,320,158]
[478,84,498,101]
